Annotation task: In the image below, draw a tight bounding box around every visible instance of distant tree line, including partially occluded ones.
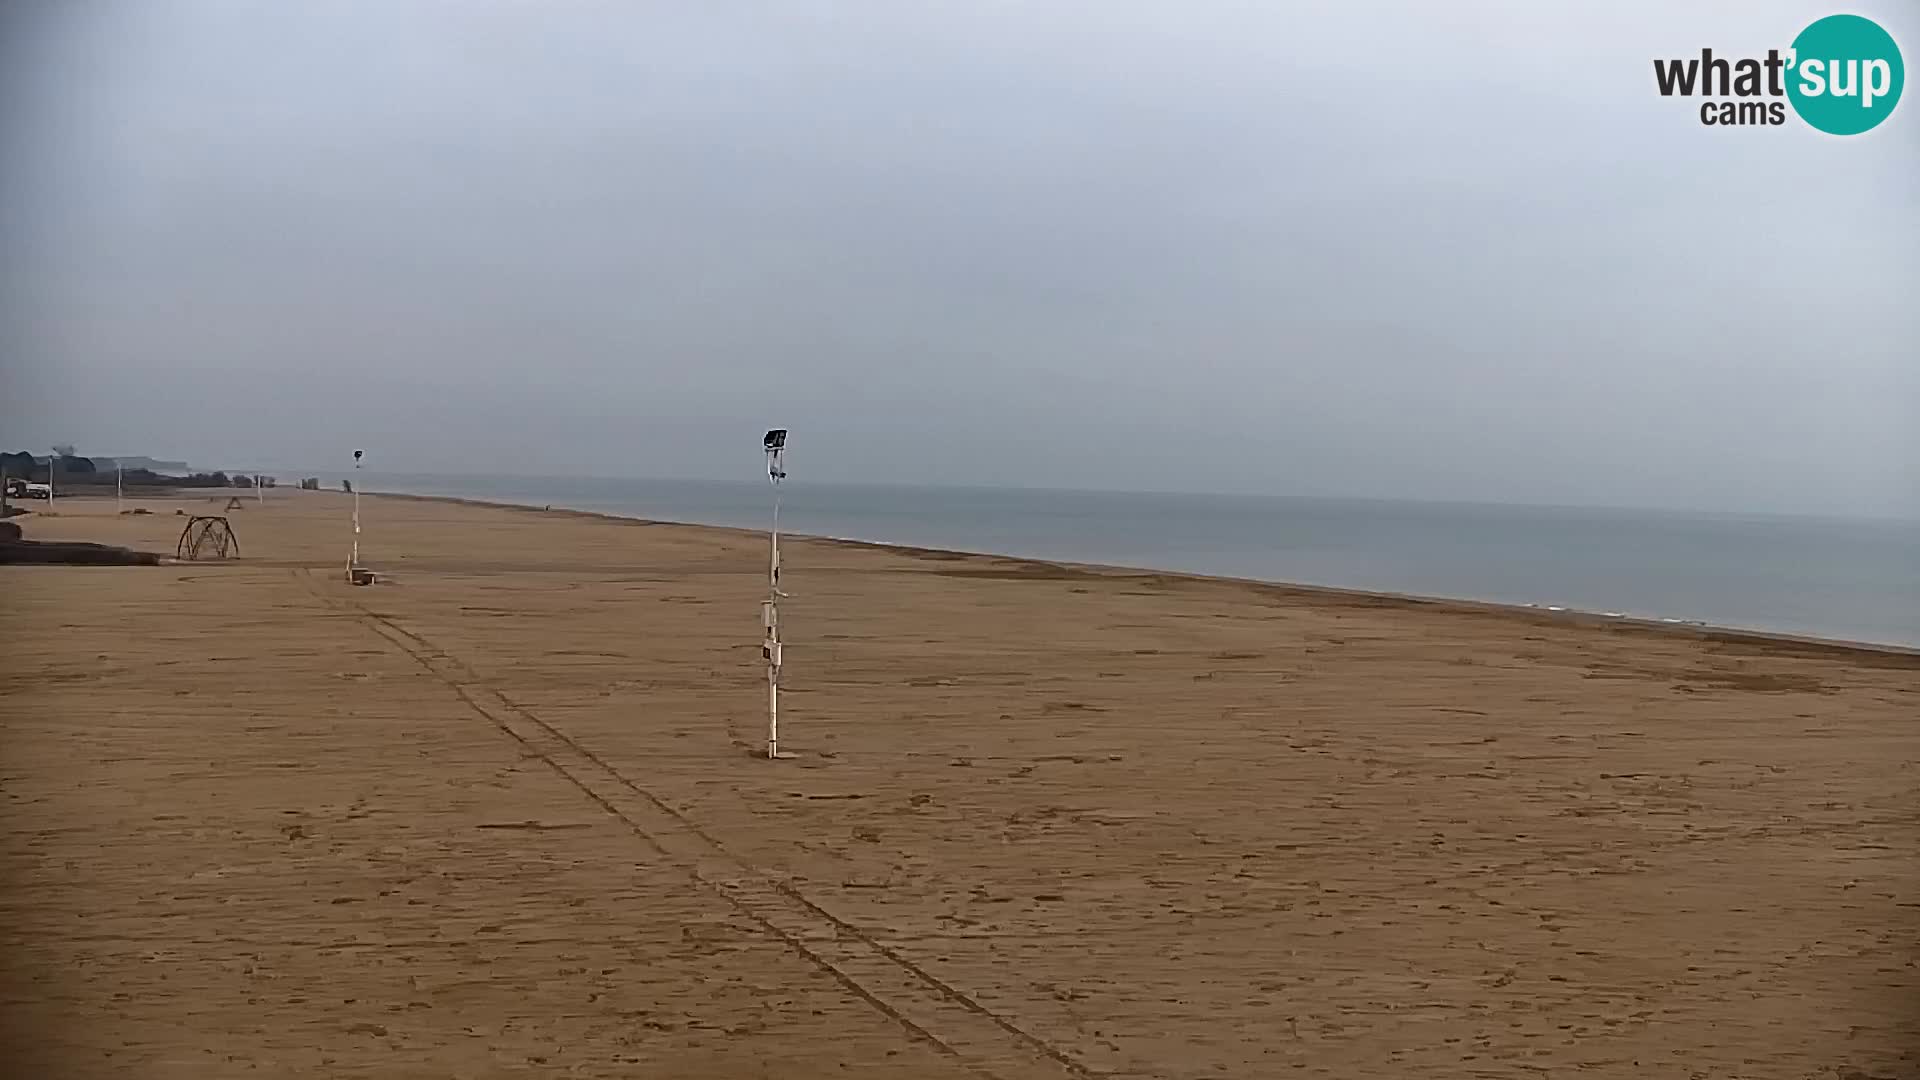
[0,451,274,490]
[0,451,94,482]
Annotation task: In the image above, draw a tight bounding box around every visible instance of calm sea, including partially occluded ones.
[347,472,1920,649]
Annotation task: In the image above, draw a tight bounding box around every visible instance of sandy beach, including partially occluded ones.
[2,489,1915,1078]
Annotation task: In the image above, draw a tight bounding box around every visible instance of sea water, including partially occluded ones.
[348,472,1920,649]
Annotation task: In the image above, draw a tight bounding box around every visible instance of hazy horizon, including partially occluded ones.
[200,466,1909,525]
[3,2,1915,519]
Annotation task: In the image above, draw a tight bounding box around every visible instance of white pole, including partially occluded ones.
[350,454,362,573]
[768,648,779,757]
[47,455,54,507]
[767,470,782,759]
[116,463,123,515]
[763,430,788,759]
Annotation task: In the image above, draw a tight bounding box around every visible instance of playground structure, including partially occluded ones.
[175,516,240,561]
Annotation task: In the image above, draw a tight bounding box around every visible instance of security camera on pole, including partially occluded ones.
[762,429,795,759]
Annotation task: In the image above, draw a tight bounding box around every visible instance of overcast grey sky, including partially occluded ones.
[1,1,1914,515]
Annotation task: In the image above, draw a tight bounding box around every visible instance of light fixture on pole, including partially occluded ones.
[762,428,794,759]
[347,449,368,584]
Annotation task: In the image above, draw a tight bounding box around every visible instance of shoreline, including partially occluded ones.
[363,488,1920,665]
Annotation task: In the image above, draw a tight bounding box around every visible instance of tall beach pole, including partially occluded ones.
[762,429,790,759]
[349,449,363,578]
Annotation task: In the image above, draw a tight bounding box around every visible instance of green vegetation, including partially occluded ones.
[0,449,270,490]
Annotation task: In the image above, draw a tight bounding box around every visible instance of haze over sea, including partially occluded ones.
[344,473,1920,650]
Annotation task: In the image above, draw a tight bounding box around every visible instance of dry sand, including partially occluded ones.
[2,490,1915,1079]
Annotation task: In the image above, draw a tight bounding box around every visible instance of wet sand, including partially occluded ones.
[2,490,1915,1078]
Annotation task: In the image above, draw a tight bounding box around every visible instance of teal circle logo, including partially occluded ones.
[1786,14,1904,135]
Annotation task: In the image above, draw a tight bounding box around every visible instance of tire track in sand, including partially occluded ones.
[294,569,1091,1080]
